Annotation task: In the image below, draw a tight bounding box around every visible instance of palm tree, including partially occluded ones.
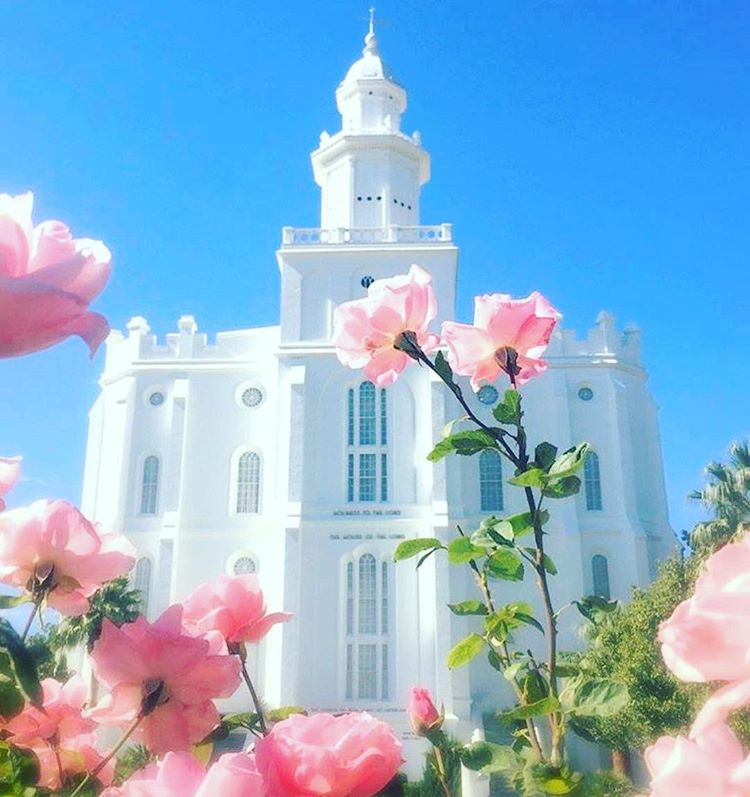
[689,440,750,550]
[49,576,142,652]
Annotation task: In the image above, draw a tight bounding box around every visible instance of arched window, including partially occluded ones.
[344,554,391,702]
[479,450,504,512]
[358,554,377,634]
[592,554,611,599]
[347,382,388,503]
[584,451,603,511]
[133,557,151,614]
[233,556,257,575]
[236,452,261,514]
[140,456,159,515]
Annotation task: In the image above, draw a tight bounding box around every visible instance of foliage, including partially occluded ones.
[577,771,638,796]
[26,630,69,681]
[570,557,700,753]
[114,745,154,785]
[396,369,626,794]
[47,576,142,652]
[400,736,463,796]
[689,439,750,550]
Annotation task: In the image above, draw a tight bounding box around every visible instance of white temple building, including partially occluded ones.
[80,22,673,774]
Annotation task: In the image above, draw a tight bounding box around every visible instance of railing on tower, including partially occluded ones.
[281,224,453,246]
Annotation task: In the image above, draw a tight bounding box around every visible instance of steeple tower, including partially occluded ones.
[278,21,455,344]
[311,19,430,229]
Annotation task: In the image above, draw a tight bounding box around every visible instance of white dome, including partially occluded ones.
[342,32,399,85]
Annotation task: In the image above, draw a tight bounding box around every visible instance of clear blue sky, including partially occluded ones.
[0,1,747,538]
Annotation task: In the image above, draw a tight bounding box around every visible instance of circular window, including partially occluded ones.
[241,387,264,408]
[477,385,499,405]
[361,275,375,289]
[149,392,165,407]
[578,387,594,402]
[233,556,257,575]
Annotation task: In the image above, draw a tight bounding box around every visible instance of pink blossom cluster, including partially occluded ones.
[0,467,402,794]
[4,676,115,790]
[333,264,559,389]
[100,751,263,797]
[639,535,750,796]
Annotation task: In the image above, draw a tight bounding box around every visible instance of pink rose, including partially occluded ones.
[641,724,750,797]
[4,676,113,789]
[0,499,136,615]
[659,536,750,737]
[441,291,559,390]
[0,192,111,358]
[255,712,403,796]
[0,455,21,511]
[182,574,292,646]
[660,537,750,684]
[333,264,440,386]
[407,686,443,736]
[89,605,241,755]
[101,751,264,797]
[197,752,265,797]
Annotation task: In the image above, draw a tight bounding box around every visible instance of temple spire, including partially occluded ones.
[363,7,379,55]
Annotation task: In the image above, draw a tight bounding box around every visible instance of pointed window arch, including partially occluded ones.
[140,456,160,515]
[133,557,151,614]
[346,382,389,503]
[344,553,391,702]
[479,450,504,512]
[236,452,261,514]
[592,554,611,599]
[584,451,603,511]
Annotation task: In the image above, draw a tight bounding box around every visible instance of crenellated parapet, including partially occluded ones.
[102,315,280,377]
[549,311,643,367]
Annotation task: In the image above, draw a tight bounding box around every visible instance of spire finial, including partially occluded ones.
[363,6,379,55]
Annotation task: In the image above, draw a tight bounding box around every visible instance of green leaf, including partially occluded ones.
[534,442,558,471]
[448,600,488,616]
[266,706,307,722]
[503,660,528,682]
[574,595,619,623]
[393,538,443,562]
[485,602,540,641]
[488,649,504,673]
[447,633,485,669]
[486,549,525,581]
[532,765,584,795]
[515,612,545,634]
[552,663,581,679]
[493,510,551,542]
[470,527,507,548]
[502,695,561,721]
[526,551,558,575]
[567,678,630,718]
[0,620,42,707]
[460,741,519,772]
[547,443,590,479]
[542,475,581,499]
[433,350,454,385]
[492,389,522,425]
[427,430,498,462]
[0,672,23,719]
[448,537,485,564]
[508,468,546,488]
[0,595,27,611]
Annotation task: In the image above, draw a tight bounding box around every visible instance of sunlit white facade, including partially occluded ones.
[81,25,673,773]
